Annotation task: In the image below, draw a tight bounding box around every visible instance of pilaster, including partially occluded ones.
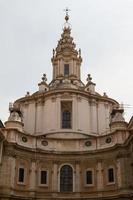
[10,157,16,188]
[116,159,122,188]
[75,161,80,192]
[73,95,77,131]
[90,99,98,134]
[52,162,58,192]
[29,160,36,190]
[96,161,104,191]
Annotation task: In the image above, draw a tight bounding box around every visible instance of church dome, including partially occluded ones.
[12,13,119,138]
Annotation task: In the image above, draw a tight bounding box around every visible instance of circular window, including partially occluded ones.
[106,137,112,144]
[41,140,48,146]
[22,136,27,143]
[85,140,92,147]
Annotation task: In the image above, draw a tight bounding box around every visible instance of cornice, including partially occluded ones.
[3,137,131,157]
[15,88,118,106]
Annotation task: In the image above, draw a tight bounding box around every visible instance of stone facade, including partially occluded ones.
[0,12,133,200]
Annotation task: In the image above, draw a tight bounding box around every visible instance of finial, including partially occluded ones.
[42,74,47,82]
[87,74,92,82]
[63,8,71,29]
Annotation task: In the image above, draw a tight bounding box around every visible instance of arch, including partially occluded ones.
[60,165,73,192]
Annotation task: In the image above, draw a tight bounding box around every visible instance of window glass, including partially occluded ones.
[64,64,69,76]
[108,168,114,183]
[62,111,71,128]
[41,170,47,184]
[61,102,72,129]
[60,165,73,192]
[18,168,24,183]
[86,170,93,184]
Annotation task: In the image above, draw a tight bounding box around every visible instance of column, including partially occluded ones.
[53,65,55,79]
[71,59,74,75]
[59,59,61,76]
[57,60,60,76]
[77,64,80,79]
[60,59,63,75]
[73,60,76,76]
[55,65,58,78]
[75,63,78,77]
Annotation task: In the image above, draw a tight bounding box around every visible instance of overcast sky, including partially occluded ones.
[0,0,133,122]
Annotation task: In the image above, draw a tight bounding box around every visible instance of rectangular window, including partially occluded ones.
[40,170,47,185]
[61,101,72,129]
[64,64,69,76]
[18,168,25,183]
[86,170,93,185]
[62,111,71,128]
[108,168,114,183]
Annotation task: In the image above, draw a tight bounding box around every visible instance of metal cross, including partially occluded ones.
[63,7,71,16]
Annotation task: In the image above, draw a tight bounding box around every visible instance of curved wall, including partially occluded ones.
[18,91,116,136]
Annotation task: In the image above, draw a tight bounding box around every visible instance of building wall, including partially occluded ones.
[0,139,133,199]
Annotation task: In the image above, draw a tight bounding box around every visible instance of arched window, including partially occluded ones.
[60,165,73,192]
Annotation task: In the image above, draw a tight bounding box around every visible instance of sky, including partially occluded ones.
[0,0,133,122]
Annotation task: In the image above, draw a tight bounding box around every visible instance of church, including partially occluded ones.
[0,11,133,200]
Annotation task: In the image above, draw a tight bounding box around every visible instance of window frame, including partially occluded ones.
[84,168,94,187]
[17,166,26,185]
[64,64,69,76]
[107,166,115,185]
[62,110,72,129]
[61,101,72,129]
[60,164,73,192]
[39,169,49,187]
